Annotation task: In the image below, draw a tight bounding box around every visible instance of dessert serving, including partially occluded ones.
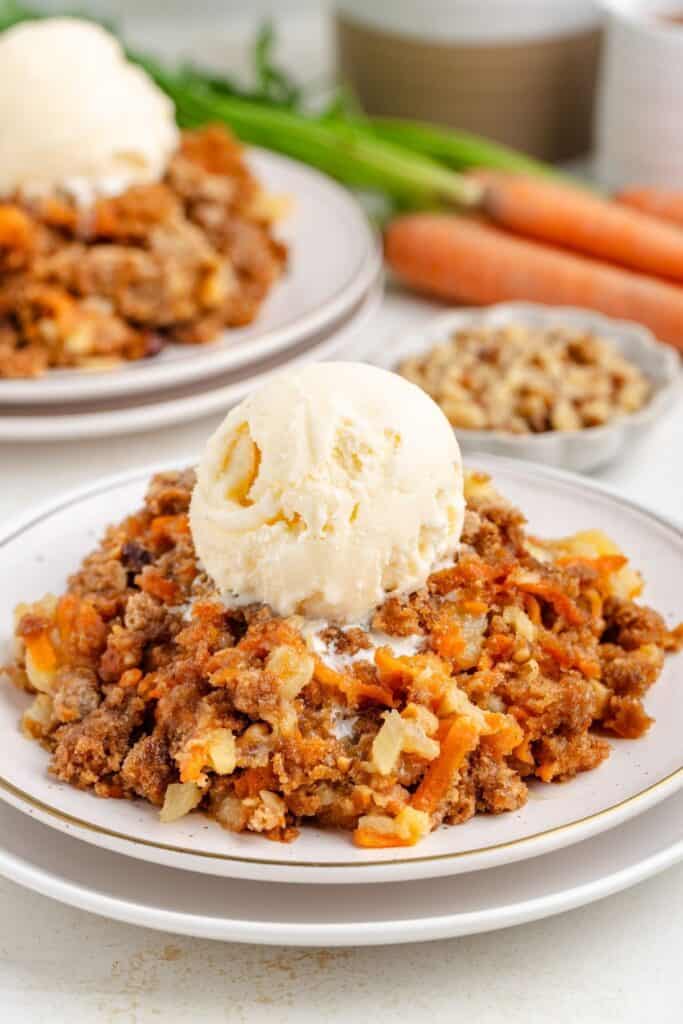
[399,320,652,434]
[3,363,681,849]
[0,19,286,378]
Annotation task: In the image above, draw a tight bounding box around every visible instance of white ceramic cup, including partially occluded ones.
[596,1,683,188]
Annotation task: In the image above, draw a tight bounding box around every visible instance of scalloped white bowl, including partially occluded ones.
[371,303,681,473]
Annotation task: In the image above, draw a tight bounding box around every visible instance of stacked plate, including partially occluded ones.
[0,148,383,442]
[0,455,681,944]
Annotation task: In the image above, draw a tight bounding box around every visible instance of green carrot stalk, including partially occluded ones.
[360,117,562,179]
[151,69,484,209]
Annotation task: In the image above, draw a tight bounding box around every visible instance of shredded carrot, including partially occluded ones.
[539,634,572,667]
[430,606,466,661]
[539,635,600,679]
[354,682,397,707]
[523,594,542,625]
[481,712,524,758]
[135,567,179,604]
[314,657,395,708]
[512,578,584,626]
[462,599,488,614]
[119,668,143,688]
[353,829,413,849]
[576,657,601,680]
[24,632,57,675]
[123,514,145,538]
[138,673,161,698]
[40,197,79,232]
[56,594,106,654]
[556,554,627,576]
[374,647,414,691]
[513,737,535,766]
[536,762,557,783]
[411,717,479,814]
[0,204,34,266]
[313,658,350,691]
[234,765,277,798]
[586,588,604,620]
[150,514,190,543]
[179,745,211,783]
[486,634,515,659]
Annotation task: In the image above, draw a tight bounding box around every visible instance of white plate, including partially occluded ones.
[0,274,383,442]
[0,785,681,945]
[0,456,681,883]
[0,148,381,406]
[370,304,681,472]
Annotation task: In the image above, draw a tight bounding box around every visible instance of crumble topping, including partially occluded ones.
[5,468,681,847]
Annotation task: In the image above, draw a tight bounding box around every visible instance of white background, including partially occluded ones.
[0,6,682,1022]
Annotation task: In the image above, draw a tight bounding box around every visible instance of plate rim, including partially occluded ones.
[0,794,681,945]
[0,146,381,406]
[0,454,681,884]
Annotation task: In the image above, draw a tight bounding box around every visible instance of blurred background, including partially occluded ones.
[30,0,601,160]
[25,1,683,184]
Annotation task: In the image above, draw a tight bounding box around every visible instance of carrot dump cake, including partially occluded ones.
[4,364,681,848]
[399,321,651,434]
[0,20,286,378]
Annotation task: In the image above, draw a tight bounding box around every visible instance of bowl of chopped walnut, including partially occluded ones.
[374,303,680,472]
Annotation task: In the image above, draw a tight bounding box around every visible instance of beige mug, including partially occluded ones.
[335,0,603,162]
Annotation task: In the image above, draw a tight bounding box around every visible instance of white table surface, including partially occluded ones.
[1,9,683,1023]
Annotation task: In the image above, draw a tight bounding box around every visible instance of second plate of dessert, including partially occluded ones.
[0,147,380,405]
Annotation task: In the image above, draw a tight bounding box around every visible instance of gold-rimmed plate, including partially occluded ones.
[0,455,681,884]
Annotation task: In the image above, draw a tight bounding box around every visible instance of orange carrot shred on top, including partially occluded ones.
[24,632,57,675]
[314,656,395,709]
[374,647,415,691]
[354,682,397,708]
[0,204,35,264]
[523,594,542,625]
[481,713,524,758]
[513,736,535,766]
[538,634,573,668]
[135,567,179,604]
[474,170,683,283]
[56,594,106,654]
[234,765,277,799]
[485,633,516,660]
[411,717,480,814]
[353,829,414,849]
[555,553,627,572]
[618,187,683,230]
[539,635,601,680]
[385,214,683,352]
[511,578,585,626]
[119,668,143,688]
[149,514,190,543]
[431,623,465,662]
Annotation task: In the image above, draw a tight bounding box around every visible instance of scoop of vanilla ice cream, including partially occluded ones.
[0,18,179,200]
[190,362,465,623]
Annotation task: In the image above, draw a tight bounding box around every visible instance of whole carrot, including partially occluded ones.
[618,187,683,230]
[473,171,683,284]
[385,213,683,351]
